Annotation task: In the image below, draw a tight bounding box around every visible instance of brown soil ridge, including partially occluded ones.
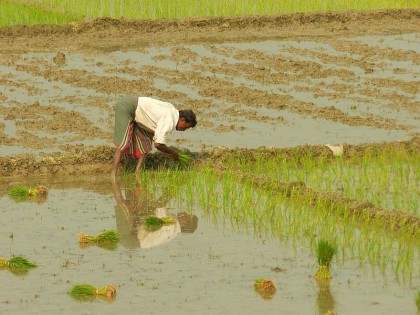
[206,136,420,161]
[1,9,418,36]
[0,9,419,51]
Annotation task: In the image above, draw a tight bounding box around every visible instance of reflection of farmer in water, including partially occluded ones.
[111,179,198,249]
[111,96,197,177]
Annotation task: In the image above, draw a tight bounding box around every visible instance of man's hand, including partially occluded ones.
[171,151,179,161]
[155,143,179,161]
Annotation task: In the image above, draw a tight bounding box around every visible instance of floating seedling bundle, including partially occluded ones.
[314,240,337,280]
[254,278,276,299]
[8,185,48,201]
[144,215,177,231]
[78,230,120,249]
[0,255,37,274]
[69,283,116,302]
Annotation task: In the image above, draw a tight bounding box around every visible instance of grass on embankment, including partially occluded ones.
[2,0,419,26]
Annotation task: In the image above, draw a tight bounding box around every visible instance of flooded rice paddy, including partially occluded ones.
[0,166,419,315]
[0,10,419,315]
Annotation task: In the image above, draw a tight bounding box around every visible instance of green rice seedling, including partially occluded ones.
[69,283,116,300]
[0,255,37,271]
[78,230,120,249]
[144,216,177,231]
[8,185,48,200]
[178,152,193,166]
[254,278,276,299]
[416,291,420,311]
[4,0,420,27]
[315,239,337,280]
[8,185,28,197]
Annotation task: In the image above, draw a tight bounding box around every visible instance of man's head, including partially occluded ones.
[176,110,197,131]
[177,212,198,233]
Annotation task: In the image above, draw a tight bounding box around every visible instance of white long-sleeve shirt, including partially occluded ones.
[135,97,179,144]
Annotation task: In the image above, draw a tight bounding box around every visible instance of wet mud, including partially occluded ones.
[0,9,419,176]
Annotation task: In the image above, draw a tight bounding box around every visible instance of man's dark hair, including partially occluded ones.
[179,110,197,127]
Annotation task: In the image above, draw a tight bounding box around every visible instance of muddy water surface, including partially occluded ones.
[0,175,418,315]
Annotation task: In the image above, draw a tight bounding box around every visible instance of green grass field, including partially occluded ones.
[1,0,419,26]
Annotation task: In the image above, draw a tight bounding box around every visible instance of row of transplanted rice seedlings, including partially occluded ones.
[139,161,419,280]
[126,153,420,280]
[244,170,419,275]
[262,164,417,237]
[219,143,419,215]
[221,168,418,279]
[5,0,419,26]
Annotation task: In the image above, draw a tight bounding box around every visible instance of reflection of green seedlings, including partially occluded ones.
[314,240,337,279]
[144,216,176,231]
[78,230,120,248]
[69,284,116,299]
[0,255,37,271]
[316,277,335,315]
[416,291,420,310]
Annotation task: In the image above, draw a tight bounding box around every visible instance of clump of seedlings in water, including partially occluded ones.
[144,216,177,231]
[0,255,37,272]
[69,283,116,301]
[254,278,276,299]
[78,230,120,249]
[8,185,48,200]
[315,239,337,280]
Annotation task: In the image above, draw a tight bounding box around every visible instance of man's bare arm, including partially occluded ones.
[154,143,179,160]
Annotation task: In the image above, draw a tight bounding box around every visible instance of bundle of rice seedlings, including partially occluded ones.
[144,215,177,231]
[315,239,337,280]
[0,255,37,271]
[28,185,47,197]
[8,185,29,198]
[254,278,276,298]
[8,185,48,200]
[69,283,116,300]
[178,152,193,166]
[78,230,120,249]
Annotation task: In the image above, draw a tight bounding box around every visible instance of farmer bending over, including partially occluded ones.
[111,96,197,177]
